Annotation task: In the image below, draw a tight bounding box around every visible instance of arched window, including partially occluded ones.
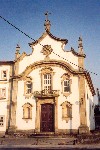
[22,103,32,119]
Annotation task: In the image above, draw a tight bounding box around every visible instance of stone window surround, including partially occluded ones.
[61,73,72,97]
[61,101,72,123]
[22,103,33,120]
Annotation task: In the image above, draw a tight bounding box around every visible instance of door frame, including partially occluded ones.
[35,97,58,133]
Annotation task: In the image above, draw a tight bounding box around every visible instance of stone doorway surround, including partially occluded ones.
[34,96,58,133]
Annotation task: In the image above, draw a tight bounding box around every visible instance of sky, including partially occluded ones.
[0,0,100,102]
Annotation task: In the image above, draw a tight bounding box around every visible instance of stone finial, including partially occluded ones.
[78,36,84,54]
[15,44,20,59]
[44,11,51,31]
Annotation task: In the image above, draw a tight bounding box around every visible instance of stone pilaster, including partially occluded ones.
[6,64,14,133]
[54,96,58,133]
[8,57,19,134]
[8,78,18,133]
[78,75,89,134]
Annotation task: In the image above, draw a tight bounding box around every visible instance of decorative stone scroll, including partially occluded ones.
[41,45,53,57]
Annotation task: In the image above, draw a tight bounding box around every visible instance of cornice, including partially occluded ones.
[71,47,86,58]
[46,30,68,44]
[14,60,79,79]
[11,60,95,96]
[85,72,96,96]
[29,30,68,47]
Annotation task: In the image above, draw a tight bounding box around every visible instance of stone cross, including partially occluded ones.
[45,11,51,21]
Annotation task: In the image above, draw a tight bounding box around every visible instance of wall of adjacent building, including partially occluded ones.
[0,65,11,133]
[85,80,95,130]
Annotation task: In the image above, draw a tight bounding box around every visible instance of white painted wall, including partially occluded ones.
[18,34,78,74]
[16,65,80,130]
[85,80,95,130]
[0,65,11,132]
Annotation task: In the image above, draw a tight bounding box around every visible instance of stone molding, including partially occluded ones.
[29,31,68,47]
[12,60,95,96]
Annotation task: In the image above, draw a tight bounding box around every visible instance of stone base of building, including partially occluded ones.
[56,129,78,135]
[7,125,17,134]
[78,125,89,134]
[6,127,90,136]
[0,131,5,137]
[7,129,79,136]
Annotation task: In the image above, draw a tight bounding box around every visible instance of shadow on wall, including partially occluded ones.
[89,97,95,131]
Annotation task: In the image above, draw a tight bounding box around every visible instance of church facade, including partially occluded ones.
[0,18,95,136]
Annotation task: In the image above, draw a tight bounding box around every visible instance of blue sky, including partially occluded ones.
[0,0,100,99]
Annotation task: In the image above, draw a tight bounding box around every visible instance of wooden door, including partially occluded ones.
[40,104,54,132]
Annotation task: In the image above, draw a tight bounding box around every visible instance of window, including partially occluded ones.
[23,103,32,119]
[61,73,72,97]
[40,67,54,95]
[0,116,4,127]
[1,70,7,80]
[26,81,32,94]
[63,80,70,92]
[24,77,33,98]
[0,88,6,99]
[43,74,51,93]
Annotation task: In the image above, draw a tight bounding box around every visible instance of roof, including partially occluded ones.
[85,71,96,96]
[0,61,14,65]
[29,30,68,47]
